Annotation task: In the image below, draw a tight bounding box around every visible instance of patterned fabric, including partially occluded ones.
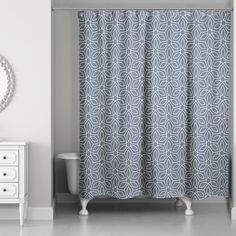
[79,10,231,200]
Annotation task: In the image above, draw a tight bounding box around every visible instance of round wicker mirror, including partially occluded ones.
[0,55,15,112]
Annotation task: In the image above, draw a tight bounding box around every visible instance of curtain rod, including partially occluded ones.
[52,7,233,11]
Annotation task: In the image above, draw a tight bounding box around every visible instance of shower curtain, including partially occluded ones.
[79,10,231,200]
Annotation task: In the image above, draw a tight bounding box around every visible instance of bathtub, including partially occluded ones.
[57,153,194,216]
[57,153,80,195]
[57,153,90,216]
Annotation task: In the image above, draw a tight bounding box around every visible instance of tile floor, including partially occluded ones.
[0,201,236,236]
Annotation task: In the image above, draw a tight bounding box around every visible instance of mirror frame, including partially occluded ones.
[0,55,15,112]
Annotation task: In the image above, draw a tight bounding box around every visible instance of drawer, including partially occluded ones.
[0,150,18,166]
[0,183,18,198]
[0,167,18,182]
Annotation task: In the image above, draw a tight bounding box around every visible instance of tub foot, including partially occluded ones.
[175,197,183,207]
[79,198,90,216]
[179,197,194,216]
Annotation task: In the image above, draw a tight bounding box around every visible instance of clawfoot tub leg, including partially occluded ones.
[179,197,194,216]
[175,197,183,207]
[79,198,90,216]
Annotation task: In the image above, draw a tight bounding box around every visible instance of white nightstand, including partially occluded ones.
[0,142,29,226]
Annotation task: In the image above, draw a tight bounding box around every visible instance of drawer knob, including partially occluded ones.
[3,188,6,192]
[3,173,6,176]
[3,156,6,160]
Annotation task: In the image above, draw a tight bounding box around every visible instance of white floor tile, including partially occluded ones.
[0,202,236,236]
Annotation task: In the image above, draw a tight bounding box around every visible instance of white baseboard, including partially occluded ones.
[55,193,227,204]
[0,205,54,220]
[0,205,19,220]
[231,206,236,220]
[28,207,54,220]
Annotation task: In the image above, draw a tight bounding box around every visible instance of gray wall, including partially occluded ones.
[54,10,80,193]
[53,0,234,198]
[55,0,232,9]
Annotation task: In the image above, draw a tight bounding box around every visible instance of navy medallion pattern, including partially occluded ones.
[79,10,231,200]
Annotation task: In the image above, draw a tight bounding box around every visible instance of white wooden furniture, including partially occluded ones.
[0,142,29,226]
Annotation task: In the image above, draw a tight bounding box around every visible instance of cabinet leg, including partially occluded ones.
[19,203,24,226]
[79,198,90,216]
